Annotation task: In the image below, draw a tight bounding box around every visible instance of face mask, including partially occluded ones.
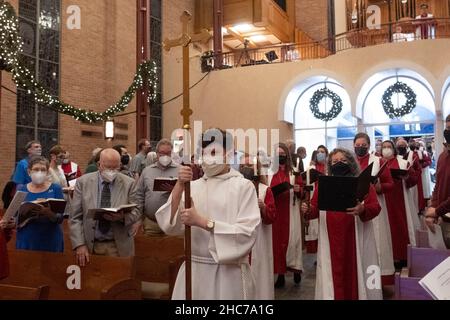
[316,152,326,163]
[121,154,130,166]
[382,148,394,158]
[278,155,287,165]
[202,162,227,178]
[63,159,69,165]
[331,161,352,177]
[101,170,118,183]
[354,146,368,157]
[375,145,382,153]
[240,166,256,181]
[158,155,172,167]
[445,129,450,144]
[397,146,407,156]
[31,171,47,185]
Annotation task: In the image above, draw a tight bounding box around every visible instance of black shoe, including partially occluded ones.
[294,272,302,284]
[275,275,285,288]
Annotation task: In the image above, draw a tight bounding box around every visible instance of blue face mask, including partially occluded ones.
[316,152,326,163]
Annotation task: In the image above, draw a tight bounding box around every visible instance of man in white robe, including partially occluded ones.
[155,129,261,300]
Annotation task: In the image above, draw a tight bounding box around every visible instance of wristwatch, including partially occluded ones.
[206,219,215,231]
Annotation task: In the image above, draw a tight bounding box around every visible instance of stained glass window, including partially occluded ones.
[150,0,162,146]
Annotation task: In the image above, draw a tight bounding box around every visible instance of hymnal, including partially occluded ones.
[318,163,373,212]
[419,257,450,300]
[17,198,67,228]
[1,191,28,222]
[88,204,138,221]
[153,177,178,192]
[65,171,77,181]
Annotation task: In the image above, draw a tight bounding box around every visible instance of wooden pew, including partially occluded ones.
[134,234,184,300]
[1,249,141,300]
[0,284,50,300]
[395,245,450,300]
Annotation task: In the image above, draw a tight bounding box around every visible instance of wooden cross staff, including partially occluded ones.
[162,10,211,300]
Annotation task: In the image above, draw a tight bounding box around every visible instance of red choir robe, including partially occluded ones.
[304,162,326,253]
[407,151,425,212]
[310,184,382,300]
[431,150,450,222]
[357,154,395,283]
[0,229,12,280]
[61,161,82,179]
[270,168,303,274]
[384,156,420,260]
[251,184,277,299]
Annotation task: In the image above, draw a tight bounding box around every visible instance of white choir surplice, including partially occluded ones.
[250,183,274,300]
[155,169,261,300]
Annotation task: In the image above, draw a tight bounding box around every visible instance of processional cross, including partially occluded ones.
[162,10,211,300]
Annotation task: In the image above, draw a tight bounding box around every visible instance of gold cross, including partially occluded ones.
[162,10,211,129]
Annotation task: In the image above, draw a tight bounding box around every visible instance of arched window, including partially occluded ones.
[284,76,356,164]
[357,69,435,144]
[442,77,450,120]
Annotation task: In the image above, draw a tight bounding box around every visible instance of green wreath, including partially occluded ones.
[0,1,158,123]
[382,81,417,119]
[309,88,343,121]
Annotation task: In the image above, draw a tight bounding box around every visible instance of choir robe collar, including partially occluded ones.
[201,168,242,181]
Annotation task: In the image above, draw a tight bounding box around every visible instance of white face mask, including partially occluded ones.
[101,170,118,183]
[31,171,47,185]
[201,155,227,177]
[382,148,394,158]
[158,155,172,167]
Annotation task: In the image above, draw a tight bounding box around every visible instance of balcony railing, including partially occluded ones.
[201,18,450,72]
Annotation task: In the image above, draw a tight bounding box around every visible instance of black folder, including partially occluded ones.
[390,168,408,179]
[300,168,323,184]
[270,181,292,197]
[318,163,373,212]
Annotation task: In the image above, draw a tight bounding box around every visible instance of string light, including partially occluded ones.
[0,1,159,123]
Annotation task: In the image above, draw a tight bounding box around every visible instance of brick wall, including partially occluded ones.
[296,0,329,42]
[0,0,137,205]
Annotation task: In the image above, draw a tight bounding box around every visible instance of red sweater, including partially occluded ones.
[431,151,450,220]
[0,229,11,280]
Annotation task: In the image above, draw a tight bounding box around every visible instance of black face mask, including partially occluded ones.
[397,146,407,156]
[278,155,287,165]
[445,129,450,144]
[121,154,130,166]
[354,146,368,157]
[240,166,257,181]
[331,161,352,177]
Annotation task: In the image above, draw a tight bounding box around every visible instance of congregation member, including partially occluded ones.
[136,139,179,236]
[382,140,420,265]
[48,145,68,187]
[146,151,158,166]
[129,138,151,179]
[85,147,102,174]
[240,153,277,300]
[16,156,65,252]
[155,128,260,300]
[270,143,303,288]
[61,151,82,180]
[113,144,133,178]
[302,148,382,300]
[69,149,142,266]
[425,114,450,248]
[12,140,42,185]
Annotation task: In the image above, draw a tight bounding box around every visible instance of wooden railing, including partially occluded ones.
[201,18,450,72]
